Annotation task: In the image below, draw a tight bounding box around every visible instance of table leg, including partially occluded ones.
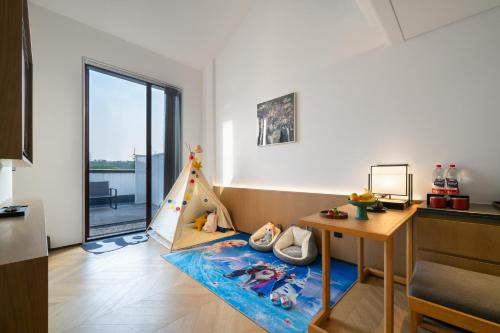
[406,217,414,294]
[357,237,364,282]
[320,230,331,321]
[384,236,394,333]
[309,230,331,332]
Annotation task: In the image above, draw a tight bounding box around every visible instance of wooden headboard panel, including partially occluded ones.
[214,186,409,276]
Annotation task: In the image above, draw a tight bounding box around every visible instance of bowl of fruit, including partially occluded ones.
[320,208,348,219]
[348,190,376,220]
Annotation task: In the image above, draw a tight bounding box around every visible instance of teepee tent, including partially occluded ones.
[147,146,235,250]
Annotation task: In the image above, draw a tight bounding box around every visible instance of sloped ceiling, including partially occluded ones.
[357,0,500,44]
[30,0,500,69]
[392,0,500,39]
[29,0,255,70]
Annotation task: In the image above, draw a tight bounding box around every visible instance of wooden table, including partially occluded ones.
[0,199,48,333]
[300,204,418,333]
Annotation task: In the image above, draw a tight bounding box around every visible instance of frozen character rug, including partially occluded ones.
[161,234,357,333]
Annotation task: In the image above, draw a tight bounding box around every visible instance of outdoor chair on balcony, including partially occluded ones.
[89,181,118,209]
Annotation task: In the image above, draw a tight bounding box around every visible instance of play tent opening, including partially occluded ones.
[147,146,235,250]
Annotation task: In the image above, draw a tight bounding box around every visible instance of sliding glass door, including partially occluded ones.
[84,63,181,241]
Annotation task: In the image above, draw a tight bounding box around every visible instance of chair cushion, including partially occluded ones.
[249,223,281,252]
[281,245,302,258]
[273,226,318,266]
[409,261,500,323]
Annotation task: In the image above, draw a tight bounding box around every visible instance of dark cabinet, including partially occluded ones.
[0,0,33,166]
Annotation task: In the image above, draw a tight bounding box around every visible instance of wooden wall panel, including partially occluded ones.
[418,249,500,276]
[417,217,500,263]
[416,215,500,276]
[214,186,409,276]
[214,186,346,233]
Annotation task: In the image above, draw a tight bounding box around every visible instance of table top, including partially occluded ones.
[299,203,419,241]
[0,199,47,266]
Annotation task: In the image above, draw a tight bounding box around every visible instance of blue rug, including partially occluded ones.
[82,233,148,254]
[161,234,357,333]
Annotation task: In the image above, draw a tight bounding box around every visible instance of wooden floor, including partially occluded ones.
[49,239,412,333]
[322,277,410,333]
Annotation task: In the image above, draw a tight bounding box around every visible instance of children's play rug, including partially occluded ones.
[161,234,357,333]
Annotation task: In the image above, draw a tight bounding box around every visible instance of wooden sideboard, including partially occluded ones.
[0,199,48,333]
[415,203,500,276]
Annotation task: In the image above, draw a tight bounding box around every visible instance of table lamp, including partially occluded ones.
[368,164,413,210]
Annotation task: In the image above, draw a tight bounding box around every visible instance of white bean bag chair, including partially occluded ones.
[249,222,282,252]
[273,225,318,266]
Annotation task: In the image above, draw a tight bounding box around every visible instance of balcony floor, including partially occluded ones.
[89,203,147,239]
[90,203,146,227]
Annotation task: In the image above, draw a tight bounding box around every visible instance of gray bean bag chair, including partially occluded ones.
[249,222,282,252]
[273,225,318,266]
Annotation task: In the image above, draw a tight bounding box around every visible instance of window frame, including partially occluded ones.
[83,58,182,242]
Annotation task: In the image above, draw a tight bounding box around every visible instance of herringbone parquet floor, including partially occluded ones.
[49,239,411,333]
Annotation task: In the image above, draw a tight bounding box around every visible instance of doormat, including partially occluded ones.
[82,232,148,254]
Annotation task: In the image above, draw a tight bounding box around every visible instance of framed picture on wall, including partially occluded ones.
[257,92,296,146]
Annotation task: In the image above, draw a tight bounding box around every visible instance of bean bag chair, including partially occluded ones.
[273,225,318,266]
[249,222,282,252]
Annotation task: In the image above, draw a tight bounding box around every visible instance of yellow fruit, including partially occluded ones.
[357,188,374,201]
[359,193,373,201]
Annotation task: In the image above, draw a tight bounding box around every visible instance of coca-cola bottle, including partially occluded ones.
[445,163,460,195]
[432,164,446,194]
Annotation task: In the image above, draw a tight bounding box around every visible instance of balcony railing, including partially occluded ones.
[89,153,165,207]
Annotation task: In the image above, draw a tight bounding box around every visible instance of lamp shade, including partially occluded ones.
[371,165,408,196]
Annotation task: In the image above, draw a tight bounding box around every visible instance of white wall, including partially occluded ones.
[201,60,216,185]
[209,1,500,203]
[13,4,202,247]
[0,166,12,204]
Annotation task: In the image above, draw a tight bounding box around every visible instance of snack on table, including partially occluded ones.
[350,189,376,203]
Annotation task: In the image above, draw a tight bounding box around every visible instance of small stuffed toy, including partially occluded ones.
[192,159,203,170]
[256,222,275,245]
[193,213,208,231]
[203,212,218,233]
